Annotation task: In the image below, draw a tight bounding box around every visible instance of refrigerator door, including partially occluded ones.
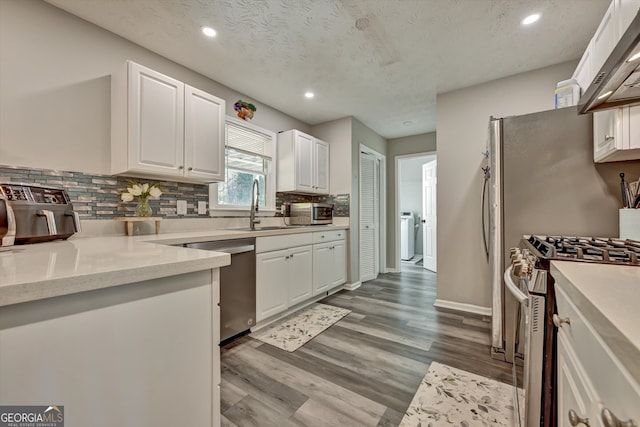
[501,107,617,258]
[488,117,504,354]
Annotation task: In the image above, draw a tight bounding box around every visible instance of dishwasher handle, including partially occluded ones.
[184,241,255,255]
[218,245,254,255]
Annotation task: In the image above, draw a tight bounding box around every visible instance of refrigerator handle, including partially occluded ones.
[482,166,491,261]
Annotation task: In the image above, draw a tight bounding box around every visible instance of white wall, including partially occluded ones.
[436,60,577,309]
[311,117,352,195]
[0,0,309,174]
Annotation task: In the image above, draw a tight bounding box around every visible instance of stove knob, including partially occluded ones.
[513,261,523,277]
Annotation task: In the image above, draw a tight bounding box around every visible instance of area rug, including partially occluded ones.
[399,362,521,427]
[251,303,351,352]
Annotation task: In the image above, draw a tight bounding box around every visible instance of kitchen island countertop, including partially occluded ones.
[551,261,640,385]
[0,225,348,307]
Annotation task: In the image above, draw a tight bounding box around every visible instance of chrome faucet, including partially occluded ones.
[250,178,260,230]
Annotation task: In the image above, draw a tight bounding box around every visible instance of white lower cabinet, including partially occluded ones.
[255,233,314,322]
[312,230,347,295]
[256,230,346,323]
[555,285,639,427]
[255,249,289,321]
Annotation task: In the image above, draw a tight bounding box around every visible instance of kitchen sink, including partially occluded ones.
[227,226,301,232]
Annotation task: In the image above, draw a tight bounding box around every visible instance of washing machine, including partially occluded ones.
[400,212,415,260]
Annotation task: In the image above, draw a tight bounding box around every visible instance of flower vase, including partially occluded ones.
[136,197,152,217]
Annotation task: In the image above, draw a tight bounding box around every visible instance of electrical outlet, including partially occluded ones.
[198,201,207,215]
[176,200,187,215]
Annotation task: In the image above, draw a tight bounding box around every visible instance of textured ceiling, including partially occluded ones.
[44,0,610,138]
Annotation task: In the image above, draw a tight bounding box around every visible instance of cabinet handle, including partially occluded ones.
[188,167,193,171]
[604,135,614,142]
[179,165,184,170]
[568,409,590,426]
[553,314,571,328]
[601,408,637,427]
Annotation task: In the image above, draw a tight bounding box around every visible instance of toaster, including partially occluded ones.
[0,183,81,244]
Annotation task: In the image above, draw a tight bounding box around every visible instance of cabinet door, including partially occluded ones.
[256,249,288,322]
[594,109,620,162]
[616,0,640,37]
[287,245,313,306]
[128,62,184,176]
[592,1,617,74]
[572,43,592,97]
[331,240,347,287]
[184,85,225,182]
[295,133,314,192]
[626,105,640,149]
[313,243,332,296]
[314,139,330,194]
[556,331,603,427]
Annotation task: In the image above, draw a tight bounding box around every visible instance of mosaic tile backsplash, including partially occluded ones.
[0,165,349,219]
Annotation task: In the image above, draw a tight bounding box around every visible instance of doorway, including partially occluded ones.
[396,153,437,271]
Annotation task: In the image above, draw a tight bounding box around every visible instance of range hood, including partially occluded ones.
[579,11,640,114]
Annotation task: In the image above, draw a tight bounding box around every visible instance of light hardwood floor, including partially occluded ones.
[220,264,515,427]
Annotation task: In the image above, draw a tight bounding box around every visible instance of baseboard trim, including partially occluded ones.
[433,299,492,317]
[385,268,401,273]
[343,281,361,291]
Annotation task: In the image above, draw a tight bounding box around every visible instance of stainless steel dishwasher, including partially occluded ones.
[185,238,256,343]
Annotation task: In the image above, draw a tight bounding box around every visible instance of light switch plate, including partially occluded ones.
[198,201,207,215]
[176,200,187,215]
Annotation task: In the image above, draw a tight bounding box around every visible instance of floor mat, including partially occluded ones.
[251,303,351,352]
[399,362,521,427]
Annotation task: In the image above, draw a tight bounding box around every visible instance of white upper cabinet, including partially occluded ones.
[184,85,225,181]
[277,129,330,194]
[573,0,640,162]
[112,61,225,183]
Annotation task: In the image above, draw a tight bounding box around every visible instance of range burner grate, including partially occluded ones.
[526,235,640,265]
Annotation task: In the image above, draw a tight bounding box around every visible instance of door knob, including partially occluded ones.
[568,409,590,426]
[553,314,571,328]
[601,408,637,427]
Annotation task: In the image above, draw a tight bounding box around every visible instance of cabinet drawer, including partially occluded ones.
[555,285,640,423]
[312,229,346,243]
[256,233,313,253]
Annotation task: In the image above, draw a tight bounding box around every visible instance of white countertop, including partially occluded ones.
[551,261,640,384]
[0,225,348,307]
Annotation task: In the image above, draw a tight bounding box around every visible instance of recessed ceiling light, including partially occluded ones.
[304,92,314,99]
[403,121,413,126]
[201,26,217,37]
[521,14,540,25]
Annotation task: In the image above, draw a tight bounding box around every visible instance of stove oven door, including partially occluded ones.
[504,266,546,427]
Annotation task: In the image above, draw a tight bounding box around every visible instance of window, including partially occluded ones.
[210,117,276,212]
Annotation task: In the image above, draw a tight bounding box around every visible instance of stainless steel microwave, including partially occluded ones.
[289,203,333,225]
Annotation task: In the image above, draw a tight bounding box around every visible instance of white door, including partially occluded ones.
[184,85,225,181]
[422,160,437,272]
[360,152,378,282]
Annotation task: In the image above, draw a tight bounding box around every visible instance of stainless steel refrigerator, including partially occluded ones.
[482,106,640,361]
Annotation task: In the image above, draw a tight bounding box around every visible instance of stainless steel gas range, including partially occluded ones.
[505,235,640,427]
